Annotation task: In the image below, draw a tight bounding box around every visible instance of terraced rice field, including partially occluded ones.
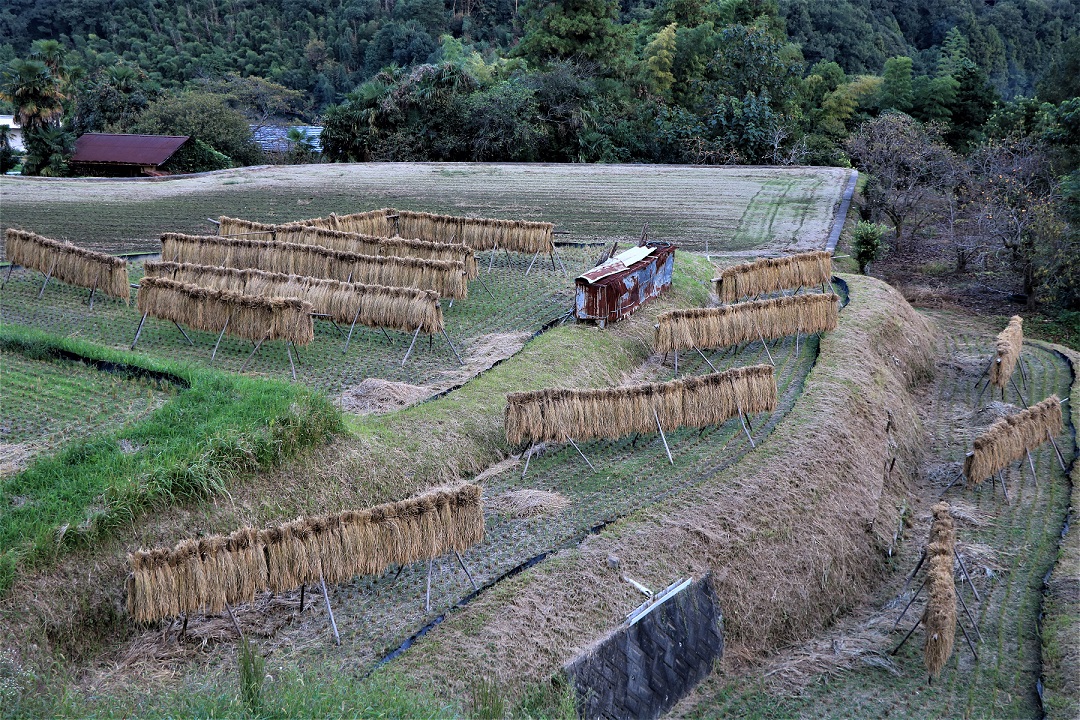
[0,164,850,255]
[0,350,176,475]
[121,290,840,679]
[0,248,593,398]
[681,313,1076,718]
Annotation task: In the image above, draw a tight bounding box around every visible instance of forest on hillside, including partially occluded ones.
[1,0,1078,314]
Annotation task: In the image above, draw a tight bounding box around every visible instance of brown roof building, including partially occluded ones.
[70,133,192,177]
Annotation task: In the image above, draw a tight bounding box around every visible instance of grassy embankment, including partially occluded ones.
[0,325,342,596]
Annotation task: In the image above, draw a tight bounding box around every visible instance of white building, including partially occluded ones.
[0,115,24,151]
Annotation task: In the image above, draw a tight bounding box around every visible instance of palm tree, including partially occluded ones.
[0,59,64,131]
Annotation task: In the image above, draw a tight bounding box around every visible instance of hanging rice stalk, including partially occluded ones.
[4,228,130,301]
[280,209,397,237]
[714,251,833,303]
[505,364,777,445]
[126,484,483,623]
[144,261,444,334]
[654,293,839,353]
[136,276,314,345]
[922,502,957,677]
[394,210,555,254]
[987,315,1023,390]
[161,233,467,299]
[963,396,1063,486]
[218,218,478,279]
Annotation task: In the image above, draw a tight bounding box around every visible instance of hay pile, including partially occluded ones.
[963,396,1063,485]
[988,316,1023,389]
[161,233,467,299]
[922,502,957,677]
[505,364,777,445]
[144,261,443,334]
[714,251,832,303]
[126,484,484,623]
[4,228,130,301]
[137,276,314,345]
[654,293,839,353]
[218,218,478,279]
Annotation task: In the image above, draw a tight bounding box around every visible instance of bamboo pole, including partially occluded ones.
[320,574,340,646]
[653,408,674,465]
[37,258,57,299]
[401,325,422,366]
[443,330,464,365]
[211,315,232,363]
[891,579,926,632]
[454,550,479,591]
[567,438,596,472]
[131,312,149,349]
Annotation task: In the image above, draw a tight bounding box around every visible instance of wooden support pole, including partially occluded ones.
[1047,432,1068,471]
[553,247,568,276]
[87,286,97,309]
[239,337,266,371]
[899,549,927,595]
[974,358,993,388]
[550,252,557,272]
[320,574,340,646]
[487,246,497,273]
[526,249,541,275]
[998,471,1010,503]
[728,375,755,448]
[940,470,964,495]
[521,444,535,478]
[401,325,423,366]
[173,321,195,346]
[1010,376,1028,407]
[329,320,347,339]
[181,615,188,638]
[567,437,596,472]
[1026,450,1038,487]
[1019,356,1031,391]
[890,617,921,656]
[286,342,297,381]
[1,262,15,290]
[343,305,363,354]
[958,618,979,661]
[299,584,305,614]
[211,315,231,363]
[891,578,926,632]
[443,330,464,365]
[953,549,982,604]
[425,558,434,612]
[224,602,244,640]
[737,409,755,449]
[673,349,678,378]
[955,582,981,641]
[130,312,149,350]
[755,322,776,365]
[694,346,718,373]
[653,408,674,465]
[476,273,496,300]
[37,259,57,299]
[454,550,479,591]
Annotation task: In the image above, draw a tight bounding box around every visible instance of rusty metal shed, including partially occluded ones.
[574,242,676,327]
[70,133,191,177]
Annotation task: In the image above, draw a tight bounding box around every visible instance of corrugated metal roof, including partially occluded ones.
[578,246,656,284]
[251,125,323,153]
[71,133,190,166]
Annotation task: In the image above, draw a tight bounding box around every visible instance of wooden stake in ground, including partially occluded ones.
[653,408,674,465]
[401,325,423,366]
[130,312,149,349]
[37,258,57,299]
[454,550,479,591]
[211,315,232,363]
[320,574,340,646]
[567,437,596,472]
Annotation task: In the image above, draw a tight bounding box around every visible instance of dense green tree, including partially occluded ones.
[0,123,16,173]
[1037,36,1080,105]
[0,58,64,130]
[878,56,913,113]
[22,123,74,176]
[132,91,261,165]
[515,0,626,65]
[70,63,159,134]
[641,23,678,98]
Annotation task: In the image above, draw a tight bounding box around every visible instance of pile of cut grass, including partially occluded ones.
[0,325,342,596]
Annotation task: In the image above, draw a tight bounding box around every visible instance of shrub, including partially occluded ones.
[851,220,889,274]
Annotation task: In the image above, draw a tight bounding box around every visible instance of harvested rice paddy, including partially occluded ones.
[0,349,176,475]
[0,164,850,255]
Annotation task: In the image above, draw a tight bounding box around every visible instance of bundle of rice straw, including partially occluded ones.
[505,364,777,445]
[137,276,314,345]
[987,316,1022,390]
[126,484,484,623]
[144,261,443,334]
[394,210,555,254]
[4,228,130,301]
[714,251,832,303]
[222,209,397,238]
[217,218,478,279]
[654,293,839,353]
[161,233,467,299]
[963,396,1063,485]
[922,502,957,677]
